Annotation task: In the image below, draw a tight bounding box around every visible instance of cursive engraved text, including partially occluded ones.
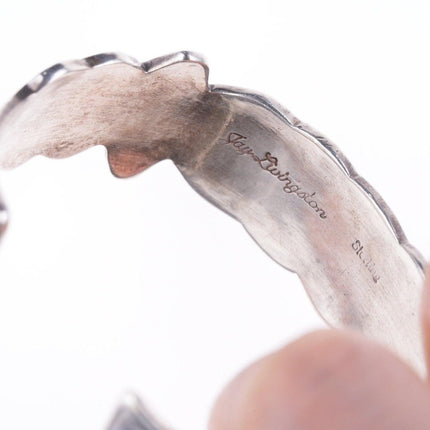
[219,132,327,219]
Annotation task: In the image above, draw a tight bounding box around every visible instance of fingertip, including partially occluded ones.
[421,263,430,377]
[209,329,430,430]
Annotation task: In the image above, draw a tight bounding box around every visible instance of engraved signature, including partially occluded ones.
[219,132,327,219]
[352,239,380,284]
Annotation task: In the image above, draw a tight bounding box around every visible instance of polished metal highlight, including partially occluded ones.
[0,51,426,427]
[107,394,165,430]
[0,193,7,240]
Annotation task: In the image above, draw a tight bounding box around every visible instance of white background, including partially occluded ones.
[0,1,429,429]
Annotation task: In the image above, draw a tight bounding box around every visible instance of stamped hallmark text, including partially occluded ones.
[352,239,380,284]
[219,132,327,219]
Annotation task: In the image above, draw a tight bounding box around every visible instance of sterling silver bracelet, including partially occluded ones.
[0,51,425,429]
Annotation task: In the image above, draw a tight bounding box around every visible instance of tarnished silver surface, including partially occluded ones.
[0,51,426,426]
[0,192,7,241]
[107,394,165,430]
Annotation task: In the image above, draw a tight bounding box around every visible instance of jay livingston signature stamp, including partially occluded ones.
[219,132,327,219]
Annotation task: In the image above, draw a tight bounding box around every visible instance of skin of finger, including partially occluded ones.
[209,330,430,430]
[421,264,430,378]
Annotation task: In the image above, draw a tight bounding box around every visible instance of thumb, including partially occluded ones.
[209,330,430,430]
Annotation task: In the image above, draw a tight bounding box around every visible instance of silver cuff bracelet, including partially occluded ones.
[0,51,425,429]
